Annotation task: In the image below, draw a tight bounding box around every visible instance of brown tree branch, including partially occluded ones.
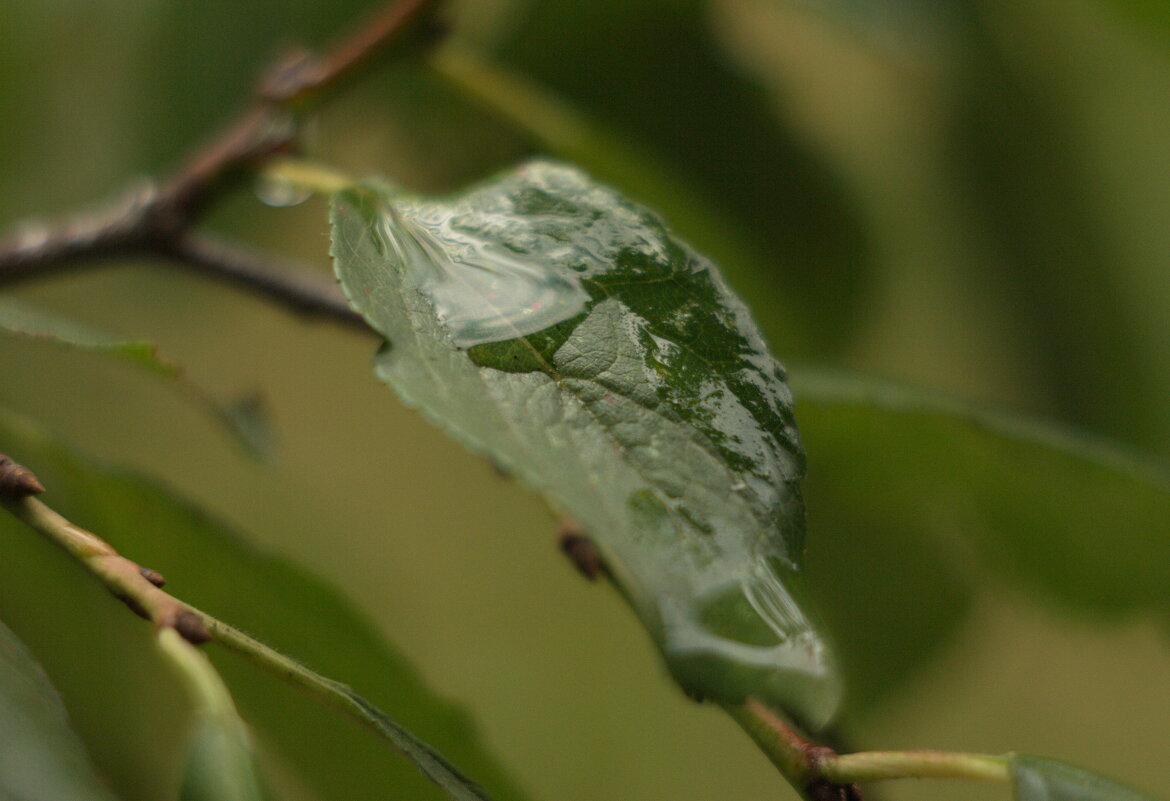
[0,0,443,325]
[163,232,366,329]
[261,0,445,107]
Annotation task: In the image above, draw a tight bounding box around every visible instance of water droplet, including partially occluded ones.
[255,174,312,207]
[659,560,841,729]
[378,206,590,348]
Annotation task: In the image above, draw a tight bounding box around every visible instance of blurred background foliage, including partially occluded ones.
[2,1,1169,800]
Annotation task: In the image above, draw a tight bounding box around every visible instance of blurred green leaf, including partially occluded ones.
[0,409,530,801]
[0,616,122,801]
[331,161,841,728]
[469,0,871,355]
[181,715,268,801]
[156,629,269,801]
[946,12,1158,445]
[795,370,1170,642]
[1012,755,1161,801]
[0,296,180,376]
[430,48,810,353]
[0,297,273,458]
[800,464,973,715]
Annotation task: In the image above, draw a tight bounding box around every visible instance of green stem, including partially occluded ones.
[823,750,1010,784]
[0,482,491,801]
[1,494,202,635]
[262,158,358,197]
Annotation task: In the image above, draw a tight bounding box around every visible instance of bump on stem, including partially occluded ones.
[557,519,603,580]
[0,454,46,499]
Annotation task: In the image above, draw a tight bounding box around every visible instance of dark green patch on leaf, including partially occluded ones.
[467,313,584,375]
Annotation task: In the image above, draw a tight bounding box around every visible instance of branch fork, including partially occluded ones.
[0,0,443,330]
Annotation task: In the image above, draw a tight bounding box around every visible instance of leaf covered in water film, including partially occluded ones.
[330,160,841,728]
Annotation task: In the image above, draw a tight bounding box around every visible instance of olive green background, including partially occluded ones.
[2,1,1170,800]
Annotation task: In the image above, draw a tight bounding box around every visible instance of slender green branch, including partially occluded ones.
[202,617,492,801]
[157,627,268,801]
[0,454,492,801]
[164,231,365,330]
[823,750,1010,784]
[0,491,212,641]
[262,158,359,198]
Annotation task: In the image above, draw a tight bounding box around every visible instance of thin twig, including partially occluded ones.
[264,0,444,106]
[0,485,212,644]
[0,453,492,801]
[0,0,443,324]
[725,697,1011,799]
[164,232,365,329]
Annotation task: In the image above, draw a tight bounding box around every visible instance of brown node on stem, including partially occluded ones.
[171,609,212,645]
[806,745,863,801]
[0,454,46,499]
[139,566,167,588]
[557,520,603,580]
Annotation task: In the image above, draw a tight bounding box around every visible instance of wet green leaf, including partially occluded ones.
[0,298,273,458]
[331,160,842,728]
[0,616,122,801]
[794,370,1170,683]
[0,410,529,801]
[1012,755,1161,801]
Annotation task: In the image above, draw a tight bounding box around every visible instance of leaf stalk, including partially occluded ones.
[726,697,1010,799]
